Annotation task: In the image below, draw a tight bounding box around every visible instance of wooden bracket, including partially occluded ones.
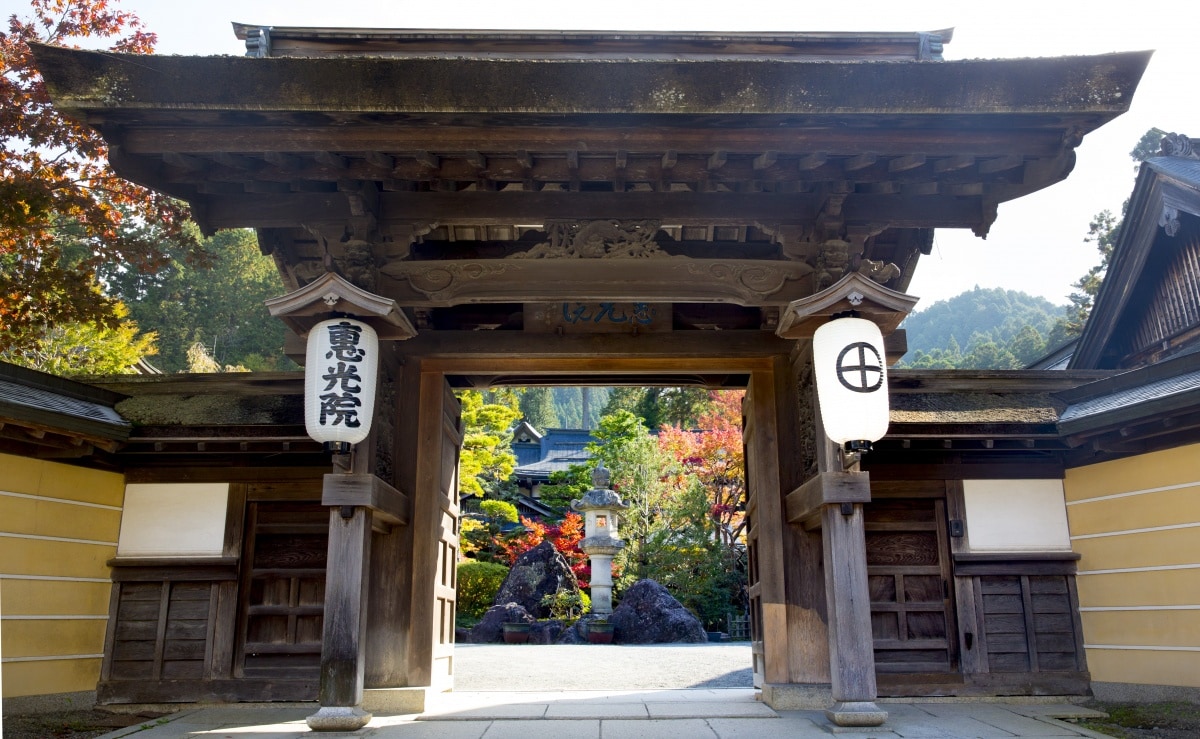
[322,473,411,528]
[786,471,872,530]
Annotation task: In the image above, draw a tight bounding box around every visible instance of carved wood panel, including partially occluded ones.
[865,498,956,674]
[236,502,328,679]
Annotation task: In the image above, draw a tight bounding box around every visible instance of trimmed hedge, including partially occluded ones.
[457,560,510,620]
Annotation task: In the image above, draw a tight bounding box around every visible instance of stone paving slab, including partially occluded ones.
[543,701,648,719]
[93,698,1105,738]
[915,703,1083,736]
[598,718,719,738]
[645,701,777,718]
[706,715,832,738]
[479,719,600,738]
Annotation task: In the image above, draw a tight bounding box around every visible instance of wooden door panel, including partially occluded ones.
[866,497,956,674]
[237,502,328,678]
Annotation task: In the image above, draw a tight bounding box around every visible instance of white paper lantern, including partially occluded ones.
[812,316,889,446]
[304,318,379,447]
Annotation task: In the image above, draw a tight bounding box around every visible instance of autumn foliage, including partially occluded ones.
[504,511,590,586]
[1,1,201,350]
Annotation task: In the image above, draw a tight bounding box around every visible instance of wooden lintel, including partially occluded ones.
[202,190,983,230]
[322,473,411,527]
[785,471,871,527]
[120,124,1070,159]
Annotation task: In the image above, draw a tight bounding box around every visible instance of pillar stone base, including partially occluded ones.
[825,701,888,728]
[306,706,373,731]
[759,683,831,710]
[363,686,431,714]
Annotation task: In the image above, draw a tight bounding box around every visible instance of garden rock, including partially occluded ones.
[493,540,579,617]
[530,619,565,644]
[469,603,534,644]
[609,579,707,644]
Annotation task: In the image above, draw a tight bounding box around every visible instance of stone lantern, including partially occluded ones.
[571,464,629,616]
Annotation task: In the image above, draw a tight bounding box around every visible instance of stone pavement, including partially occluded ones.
[94,689,1113,738]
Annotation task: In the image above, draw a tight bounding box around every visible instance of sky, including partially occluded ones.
[10,0,1199,310]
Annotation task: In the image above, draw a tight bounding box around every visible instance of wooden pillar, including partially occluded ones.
[813,383,887,728]
[820,501,884,725]
[307,506,374,731]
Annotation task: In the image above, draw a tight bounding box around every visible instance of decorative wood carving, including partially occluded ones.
[792,351,819,482]
[1160,206,1180,237]
[373,366,395,486]
[525,302,670,334]
[511,220,664,259]
[380,258,813,306]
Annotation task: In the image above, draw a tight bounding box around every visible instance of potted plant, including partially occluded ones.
[502,621,532,644]
[586,619,614,644]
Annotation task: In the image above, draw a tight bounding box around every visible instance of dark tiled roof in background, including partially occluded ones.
[1060,367,1200,424]
[0,378,128,429]
[1148,156,1200,183]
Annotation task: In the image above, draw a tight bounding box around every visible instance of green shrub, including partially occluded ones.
[540,589,590,620]
[457,560,509,620]
[480,499,519,524]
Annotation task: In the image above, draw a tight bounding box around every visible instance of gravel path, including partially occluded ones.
[452,643,754,691]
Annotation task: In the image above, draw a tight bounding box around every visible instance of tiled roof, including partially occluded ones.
[0,378,128,429]
[514,447,593,477]
[1059,367,1200,424]
[1147,155,1200,184]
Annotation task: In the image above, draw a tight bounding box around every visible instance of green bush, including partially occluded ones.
[480,499,519,523]
[540,589,590,621]
[457,560,510,620]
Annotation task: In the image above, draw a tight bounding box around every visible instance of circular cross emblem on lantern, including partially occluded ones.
[835,342,884,393]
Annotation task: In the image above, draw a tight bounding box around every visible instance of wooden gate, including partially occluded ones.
[865,495,957,675]
[410,375,463,690]
[236,501,328,679]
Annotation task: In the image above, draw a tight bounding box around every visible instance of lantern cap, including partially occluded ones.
[571,466,630,511]
[776,272,919,339]
[266,272,417,340]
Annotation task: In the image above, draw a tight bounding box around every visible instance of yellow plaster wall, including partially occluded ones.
[1064,444,1200,689]
[0,453,123,698]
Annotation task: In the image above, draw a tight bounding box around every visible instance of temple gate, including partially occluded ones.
[32,25,1149,729]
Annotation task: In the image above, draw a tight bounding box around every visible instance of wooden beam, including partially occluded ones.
[121,125,1070,159]
[202,190,984,230]
[753,151,779,170]
[887,153,926,172]
[314,151,348,169]
[785,471,872,528]
[844,153,878,171]
[322,473,411,527]
[978,154,1023,174]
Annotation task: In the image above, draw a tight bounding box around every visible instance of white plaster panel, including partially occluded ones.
[117,483,229,557]
[963,479,1071,552]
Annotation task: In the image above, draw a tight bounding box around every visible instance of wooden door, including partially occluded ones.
[432,381,463,685]
[742,389,765,688]
[236,501,328,678]
[410,375,464,689]
[865,498,957,674]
